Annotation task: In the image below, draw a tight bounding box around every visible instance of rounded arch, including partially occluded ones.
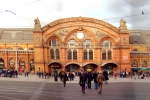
[99,35,118,46]
[64,28,98,45]
[83,63,98,72]
[0,58,4,69]
[45,35,63,46]
[42,17,119,37]
[65,63,80,72]
[65,62,80,66]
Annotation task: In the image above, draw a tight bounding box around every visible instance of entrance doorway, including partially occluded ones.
[48,62,62,75]
[65,64,79,72]
[84,64,98,72]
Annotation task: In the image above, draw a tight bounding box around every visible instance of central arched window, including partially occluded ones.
[83,40,94,48]
[67,39,78,48]
[101,40,112,60]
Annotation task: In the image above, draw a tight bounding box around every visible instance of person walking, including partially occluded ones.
[80,72,87,94]
[87,71,93,89]
[97,71,105,94]
[62,71,68,87]
[103,70,109,84]
[93,71,98,89]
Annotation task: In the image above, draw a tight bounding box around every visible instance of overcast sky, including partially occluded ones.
[0,0,150,30]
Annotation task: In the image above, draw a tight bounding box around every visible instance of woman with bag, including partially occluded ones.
[97,71,105,94]
[80,72,87,94]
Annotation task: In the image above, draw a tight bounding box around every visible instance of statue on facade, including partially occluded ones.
[119,19,128,33]
[33,17,42,32]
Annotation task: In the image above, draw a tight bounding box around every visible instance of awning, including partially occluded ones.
[131,67,150,70]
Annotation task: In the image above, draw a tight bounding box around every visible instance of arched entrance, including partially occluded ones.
[102,63,118,72]
[65,64,80,72]
[0,58,4,69]
[48,62,62,74]
[84,63,98,72]
[9,58,15,70]
[19,58,25,72]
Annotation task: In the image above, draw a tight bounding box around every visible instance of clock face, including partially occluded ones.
[77,32,84,39]
[36,37,40,42]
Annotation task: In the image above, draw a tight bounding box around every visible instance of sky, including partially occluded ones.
[0,0,150,30]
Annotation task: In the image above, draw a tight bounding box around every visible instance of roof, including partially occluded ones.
[129,30,150,46]
[0,28,33,44]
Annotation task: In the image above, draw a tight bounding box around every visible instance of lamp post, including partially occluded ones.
[13,44,19,72]
[77,29,84,72]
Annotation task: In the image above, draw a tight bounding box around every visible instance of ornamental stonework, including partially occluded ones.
[41,17,119,33]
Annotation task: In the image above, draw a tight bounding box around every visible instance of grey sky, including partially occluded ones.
[0,0,149,30]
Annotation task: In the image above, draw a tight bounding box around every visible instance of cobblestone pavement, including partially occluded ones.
[0,75,150,100]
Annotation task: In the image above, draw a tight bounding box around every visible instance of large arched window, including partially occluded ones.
[56,49,60,59]
[89,50,93,60]
[67,39,78,48]
[50,49,54,59]
[102,50,106,60]
[83,40,94,48]
[131,60,138,67]
[142,60,147,67]
[73,49,77,60]
[102,40,112,48]
[49,38,60,47]
[83,50,88,60]
[68,49,72,60]
[108,50,112,60]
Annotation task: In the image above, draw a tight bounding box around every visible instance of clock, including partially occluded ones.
[77,32,84,39]
[36,37,40,42]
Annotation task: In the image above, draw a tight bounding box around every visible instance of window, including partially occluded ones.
[83,50,88,60]
[50,49,54,59]
[89,50,93,60]
[56,49,60,59]
[49,39,60,47]
[68,49,72,60]
[73,49,77,59]
[67,39,78,48]
[83,40,93,48]
[108,50,112,60]
[102,49,106,60]
[131,60,138,67]
[102,40,112,48]
[142,60,147,67]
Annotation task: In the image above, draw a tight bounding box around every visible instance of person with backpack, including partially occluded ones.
[97,71,105,94]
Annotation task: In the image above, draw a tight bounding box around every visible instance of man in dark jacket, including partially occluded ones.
[87,71,93,89]
[103,70,109,84]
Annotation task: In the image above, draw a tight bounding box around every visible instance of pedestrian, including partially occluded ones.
[103,70,109,84]
[87,71,93,89]
[97,71,105,94]
[93,71,98,89]
[114,71,117,80]
[80,72,87,94]
[62,71,68,87]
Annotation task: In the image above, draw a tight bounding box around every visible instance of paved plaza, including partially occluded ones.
[0,75,150,100]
